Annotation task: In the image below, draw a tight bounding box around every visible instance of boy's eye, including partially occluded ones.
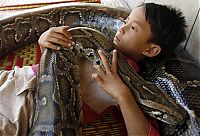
[122,20,127,24]
[131,26,137,31]
[122,18,129,24]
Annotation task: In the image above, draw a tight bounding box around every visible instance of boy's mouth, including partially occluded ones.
[114,36,120,42]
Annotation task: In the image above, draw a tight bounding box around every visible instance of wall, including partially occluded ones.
[144,0,200,64]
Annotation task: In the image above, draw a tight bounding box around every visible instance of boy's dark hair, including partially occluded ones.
[143,3,187,57]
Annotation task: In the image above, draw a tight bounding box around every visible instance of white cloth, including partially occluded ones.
[0,66,36,136]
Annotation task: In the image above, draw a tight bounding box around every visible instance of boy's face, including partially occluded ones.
[114,6,153,61]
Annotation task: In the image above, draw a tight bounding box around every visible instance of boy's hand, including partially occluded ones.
[92,50,130,102]
[38,26,75,53]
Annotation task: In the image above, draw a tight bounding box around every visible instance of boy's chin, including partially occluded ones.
[113,41,120,49]
[113,39,122,48]
[113,38,119,46]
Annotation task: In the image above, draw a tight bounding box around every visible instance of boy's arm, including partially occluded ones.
[118,91,160,136]
[117,88,150,135]
[92,50,159,136]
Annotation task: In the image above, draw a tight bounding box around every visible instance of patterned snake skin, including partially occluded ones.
[0,3,199,136]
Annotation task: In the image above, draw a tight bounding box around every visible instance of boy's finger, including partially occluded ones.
[48,36,72,47]
[51,31,73,44]
[61,26,70,29]
[52,26,73,40]
[44,42,60,50]
[98,50,111,73]
[92,64,106,78]
[61,26,72,38]
[112,50,118,73]
[92,73,104,86]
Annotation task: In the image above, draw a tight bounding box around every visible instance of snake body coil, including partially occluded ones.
[29,27,188,135]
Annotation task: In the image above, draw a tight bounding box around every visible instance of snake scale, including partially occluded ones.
[0,3,200,136]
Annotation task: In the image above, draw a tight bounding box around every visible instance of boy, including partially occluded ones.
[0,3,186,136]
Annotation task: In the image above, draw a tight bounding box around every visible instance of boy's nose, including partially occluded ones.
[119,27,125,34]
[119,25,126,34]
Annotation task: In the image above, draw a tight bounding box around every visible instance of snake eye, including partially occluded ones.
[96,60,101,65]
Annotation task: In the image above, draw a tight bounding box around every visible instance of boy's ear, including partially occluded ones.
[142,44,161,57]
